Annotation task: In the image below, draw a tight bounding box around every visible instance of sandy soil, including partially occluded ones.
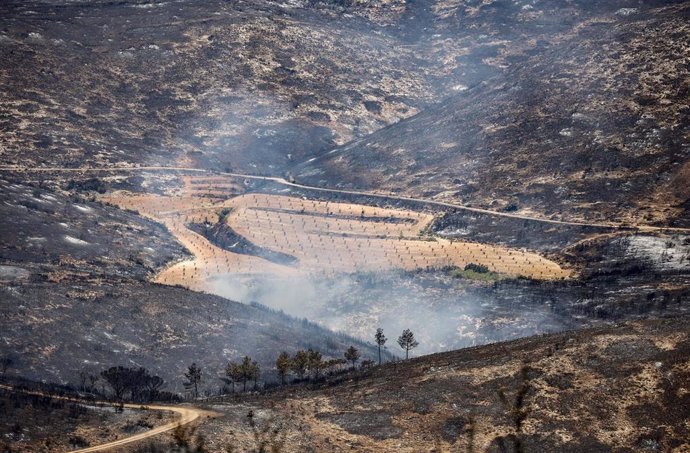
[101,176,571,296]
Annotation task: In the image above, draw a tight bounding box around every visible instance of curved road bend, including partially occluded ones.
[0,384,216,452]
[0,165,688,233]
[73,404,213,453]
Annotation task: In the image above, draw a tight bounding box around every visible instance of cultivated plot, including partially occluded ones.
[102,177,570,296]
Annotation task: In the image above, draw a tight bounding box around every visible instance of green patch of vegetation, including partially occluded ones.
[449,263,505,282]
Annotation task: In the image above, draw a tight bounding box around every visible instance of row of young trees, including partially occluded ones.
[180,328,420,398]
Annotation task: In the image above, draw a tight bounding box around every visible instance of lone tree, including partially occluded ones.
[397,329,419,359]
[344,346,360,369]
[276,352,291,385]
[78,371,88,391]
[374,328,387,365]
[184,363,202,398]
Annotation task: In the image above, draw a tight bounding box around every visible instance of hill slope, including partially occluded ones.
[201,316,690,452]
[0,178,385,387]
[296,2,690,227]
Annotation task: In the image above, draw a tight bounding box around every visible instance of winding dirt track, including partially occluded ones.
[1,165,688,233]
[0,384,215,452]
[73,404,213,452]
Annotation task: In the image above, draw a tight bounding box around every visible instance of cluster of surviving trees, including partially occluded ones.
[222,357,261,392]
[275,346,366,383]
[181,327,420,398]
[98,366,172,402]
[89,328,420,401]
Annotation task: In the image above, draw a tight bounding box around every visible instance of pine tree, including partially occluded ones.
[307,349,324,380]
[250,360,260,390]
[240,356,253,391]
[397,329,419,360]
[224,362,241,393]
[291,350,309,380]
[344,346,360,369]
[184,363,202,398]
[374,328,387,365]
[276,352,291,385]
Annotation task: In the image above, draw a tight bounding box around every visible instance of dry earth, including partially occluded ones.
[0,387,177,453]
[198,316,690,453]
[101,174,570,298]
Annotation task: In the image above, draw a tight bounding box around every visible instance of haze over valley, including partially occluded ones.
[1,1,689,452]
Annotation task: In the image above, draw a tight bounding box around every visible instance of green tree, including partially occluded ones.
[291,350,309,380]
[276,352,291,385]
[307,349,324,380]
[223,362,243,394]
[240,356,252,392]
[397,329,419,360]
[374,328,387,365]
[239,356,259,391]
[344,346,360,369]
[184,363,202,398]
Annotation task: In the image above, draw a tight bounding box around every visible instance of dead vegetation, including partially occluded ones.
[201,316,690,452]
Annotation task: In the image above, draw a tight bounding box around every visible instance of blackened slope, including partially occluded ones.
[296,3,690,227]
[3,0,677,177]
[0,281,385,386]
[0,177,187,280]
[188,221,298,266]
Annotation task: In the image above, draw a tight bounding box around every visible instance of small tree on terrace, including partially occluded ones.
[344,346,360,369]
[374,328,387,365]
[88,374,99,392]
[397,329,419,360]
[78,370,88,391]
[184,363,202,399]
[276,352,291,385]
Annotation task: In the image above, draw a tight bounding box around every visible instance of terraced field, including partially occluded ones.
[101,176,570,295]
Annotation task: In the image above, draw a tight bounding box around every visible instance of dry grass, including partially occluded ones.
[200,318,690,453]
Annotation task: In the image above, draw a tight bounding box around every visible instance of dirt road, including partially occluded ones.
[73,404,214,452]
[0,384,215,452]
[1,165,688,233]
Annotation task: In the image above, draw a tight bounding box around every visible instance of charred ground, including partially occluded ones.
[198,316,690,452]
[296,2,690,227]
[0,1,689,451]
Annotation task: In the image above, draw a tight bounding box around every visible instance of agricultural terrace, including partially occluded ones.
[102,182,571,294]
